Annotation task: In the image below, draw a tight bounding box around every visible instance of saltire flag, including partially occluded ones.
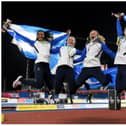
[74,62,117,89]
[6,24,68,74]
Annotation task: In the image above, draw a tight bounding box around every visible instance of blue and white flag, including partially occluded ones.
[7,24,68,74]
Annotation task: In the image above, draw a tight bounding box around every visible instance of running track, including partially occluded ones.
[2,109,126,124]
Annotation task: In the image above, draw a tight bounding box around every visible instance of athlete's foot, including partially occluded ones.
[12,75,23,88]
[69,94,73,104]
[100,86,108,91]
[48,94,56,104]
[86,93,93,103]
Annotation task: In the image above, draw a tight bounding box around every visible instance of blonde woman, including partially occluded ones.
[74,30,115,92]
[112,13,126,95]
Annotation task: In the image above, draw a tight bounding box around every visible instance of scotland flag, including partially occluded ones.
[6,24,68,74]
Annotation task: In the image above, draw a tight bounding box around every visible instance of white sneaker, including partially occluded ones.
[48,94,56,104]
[100,86,104,90]
[12,75,23,88]
[100,86,108,91]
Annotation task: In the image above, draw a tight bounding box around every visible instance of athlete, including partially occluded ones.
[74,30,115,93]
[112,12,126,95]
[12,30,56,103]
[52,36,82,103]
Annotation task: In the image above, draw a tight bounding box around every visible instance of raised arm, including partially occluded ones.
[116,19,123,37]
[101,42,115,59]
[74,48,86,63]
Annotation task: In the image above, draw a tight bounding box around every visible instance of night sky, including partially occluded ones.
[2,1,126,91]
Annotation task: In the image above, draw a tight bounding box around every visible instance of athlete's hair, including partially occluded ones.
[86,29,100,41]
[67,36,76,46]
[36,30,53,41]
[90,29,100,35]
[36,30,44,40]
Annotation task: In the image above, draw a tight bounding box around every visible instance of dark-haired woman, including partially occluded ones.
[12,30,55,103]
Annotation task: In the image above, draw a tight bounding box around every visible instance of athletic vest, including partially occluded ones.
[114,37,126,65]
[34,40,51,64]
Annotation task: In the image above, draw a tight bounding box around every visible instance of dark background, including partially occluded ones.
[2,1,126,91]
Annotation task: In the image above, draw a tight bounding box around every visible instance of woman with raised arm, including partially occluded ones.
[12,30,56,103]
[112,12,126,95]
[74,30,115,93]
